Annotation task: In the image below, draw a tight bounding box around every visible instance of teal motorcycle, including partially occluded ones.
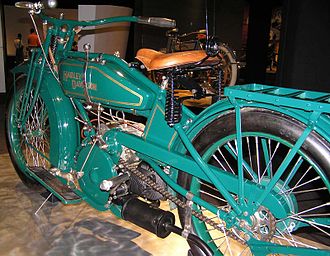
[6,1,330,255]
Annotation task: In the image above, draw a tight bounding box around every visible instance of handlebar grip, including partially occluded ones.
[15,0,57,9]
[137,17,176,28]
[15,1,34,9]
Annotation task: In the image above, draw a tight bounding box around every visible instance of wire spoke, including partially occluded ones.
[212,153,234,175]
[255,136,260,183]
[225,141,258,182]
[277,202,330,223]
[293,187,327,194]
[260,142,280,181]
[273,233,317,249]
[281,176,321,195]
[216,148,236,175]
[246,137,253,171]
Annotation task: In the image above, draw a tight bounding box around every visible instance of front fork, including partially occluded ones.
[16,51,46,129]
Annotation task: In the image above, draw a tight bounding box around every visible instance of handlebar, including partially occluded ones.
[16,1,176,29]
[15,0,57,11]
[39,13,140,29]
[14,0,177,63]
[137,17,176,28]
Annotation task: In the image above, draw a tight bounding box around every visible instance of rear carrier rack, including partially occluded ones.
[225,84,330,114]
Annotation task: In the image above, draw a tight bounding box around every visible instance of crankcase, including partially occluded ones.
[75,144,117,210]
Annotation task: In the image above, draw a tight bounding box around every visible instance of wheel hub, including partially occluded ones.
[249,206,276,241]
[233,178,299,242]
[260,178,299,233]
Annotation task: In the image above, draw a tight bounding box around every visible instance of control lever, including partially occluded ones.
[82,43,92,104]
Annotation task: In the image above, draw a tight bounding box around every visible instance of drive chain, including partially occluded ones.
[129,167,246,245]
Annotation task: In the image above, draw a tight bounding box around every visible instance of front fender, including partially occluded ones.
[13,66,79,171]
[39,71,79,170]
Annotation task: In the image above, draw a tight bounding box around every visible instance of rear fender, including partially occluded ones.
[172,98,330,157]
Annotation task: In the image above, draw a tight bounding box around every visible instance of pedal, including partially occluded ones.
[29,167,81,204]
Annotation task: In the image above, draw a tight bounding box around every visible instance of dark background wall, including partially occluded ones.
[130,0,246,60]
[277,0,330,92]
[245,0,274,84]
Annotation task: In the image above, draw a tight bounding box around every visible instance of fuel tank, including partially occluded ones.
[59,57,156,111]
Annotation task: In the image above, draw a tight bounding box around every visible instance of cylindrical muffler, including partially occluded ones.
[122,197,175,238]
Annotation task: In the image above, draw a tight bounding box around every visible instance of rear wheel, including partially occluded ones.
[6,77,52,190]
[178,108,330,255]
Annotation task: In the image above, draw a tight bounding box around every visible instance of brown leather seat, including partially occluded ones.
[136,48,217,71]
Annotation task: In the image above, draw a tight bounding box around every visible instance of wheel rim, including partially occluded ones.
[219,45,237,86]
[8,87,50,172]
[189,132,330,255]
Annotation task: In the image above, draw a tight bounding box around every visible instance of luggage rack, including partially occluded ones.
[224,84,330,114]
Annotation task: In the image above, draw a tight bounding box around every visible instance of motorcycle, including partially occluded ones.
[164,28,238,88]
[5,1,330,255]
[136,28,238,102]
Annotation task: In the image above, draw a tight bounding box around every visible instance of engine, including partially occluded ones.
[79,105,166,204]
[129,162,166,201]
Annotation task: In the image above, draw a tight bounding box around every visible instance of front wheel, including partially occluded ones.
[6,77,53,190]
[178,108,330,255]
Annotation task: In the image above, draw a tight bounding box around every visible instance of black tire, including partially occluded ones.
[178,107,330,255]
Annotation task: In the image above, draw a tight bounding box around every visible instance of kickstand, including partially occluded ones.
[35,192,53,215]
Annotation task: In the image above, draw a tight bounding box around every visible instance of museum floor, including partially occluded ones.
[0,104,190,256]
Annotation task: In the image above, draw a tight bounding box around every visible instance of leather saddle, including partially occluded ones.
[136,48,218,71]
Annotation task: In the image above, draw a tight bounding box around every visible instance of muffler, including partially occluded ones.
[121,197,213,256]
[121,197,175,238]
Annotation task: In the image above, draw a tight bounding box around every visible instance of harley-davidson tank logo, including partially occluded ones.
[63,71,97,90]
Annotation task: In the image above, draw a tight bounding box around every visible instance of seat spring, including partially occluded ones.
[50,35,58,55]
[165,73,182,127]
